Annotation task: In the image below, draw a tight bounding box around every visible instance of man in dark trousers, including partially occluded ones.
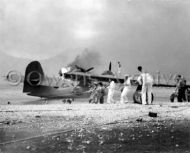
[176,75,186,102]
[97,82,105,104]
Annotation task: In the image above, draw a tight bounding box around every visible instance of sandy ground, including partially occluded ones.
[0,82,190,152]
[0,103,190,153]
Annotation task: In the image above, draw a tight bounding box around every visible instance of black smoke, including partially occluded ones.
[67,49,102,73]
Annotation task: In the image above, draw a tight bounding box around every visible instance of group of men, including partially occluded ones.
[89,66,154,105]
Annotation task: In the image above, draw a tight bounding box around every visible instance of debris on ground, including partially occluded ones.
[148,112,157,117]
[136,117,143,122]
[0,103,190,153]
[35,115,41,118]
[0,119,23,125]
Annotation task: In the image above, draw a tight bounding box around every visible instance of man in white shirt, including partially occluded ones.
[137,66,154,105]
[107,80,116,103]
[120,75,131,104]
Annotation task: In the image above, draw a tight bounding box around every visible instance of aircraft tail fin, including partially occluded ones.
[23,61,45,93]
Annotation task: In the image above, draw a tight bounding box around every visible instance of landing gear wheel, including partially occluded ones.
[133,91,142,104]
[133,91,154,104]
[67,99,72,104]
[62,99,72,104]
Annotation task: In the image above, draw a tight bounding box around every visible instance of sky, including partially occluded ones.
[1,0,190,76]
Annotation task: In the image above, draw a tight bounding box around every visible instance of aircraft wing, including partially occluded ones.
[90,75,125,83]
[64,72,185,88]
[64,72,125,83]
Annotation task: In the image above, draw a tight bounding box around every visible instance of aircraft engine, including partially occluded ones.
[6,70,22,86]
[27,71,42,86]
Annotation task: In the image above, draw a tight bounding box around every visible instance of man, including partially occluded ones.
[97,82,105,104]
[176,75,186,102]
[89,83,99,104]
[117,61,122,76]
[137,66,154,105]
[120,75,131,104]
[107,80,116,103]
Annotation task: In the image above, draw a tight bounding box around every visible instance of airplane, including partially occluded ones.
[4,61,92,103]
[23,61,100,103]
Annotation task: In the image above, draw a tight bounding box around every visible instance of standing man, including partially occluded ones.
[117,61,122,77]
[97,82,105,104]
[107,80,116,103]
[89,83,99,104]
[120,75,131,104]
[176,75,186,102]
[137,66,154,105]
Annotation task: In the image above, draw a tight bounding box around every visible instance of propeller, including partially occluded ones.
[86,67,94,72]
[75,65,94,73]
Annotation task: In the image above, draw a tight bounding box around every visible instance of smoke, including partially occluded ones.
[1,0,190,76]
[67,48,102,73]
